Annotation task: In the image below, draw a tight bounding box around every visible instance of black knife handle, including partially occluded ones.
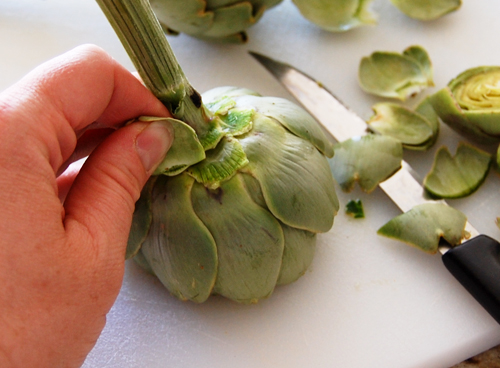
[442,235,500,324]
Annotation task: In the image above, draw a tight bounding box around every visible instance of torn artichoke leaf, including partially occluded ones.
[138,117,206,176]
[329,134,403,193]
[429,66,500,144]
[358,45,434,101]
[377,203,468,254]
[367,102,436,150]
[389,0,462,21]
[345,199,365,219]
[291,0,377,32]
[423,142,492,199]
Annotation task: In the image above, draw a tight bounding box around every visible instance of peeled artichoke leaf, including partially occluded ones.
[137,117,206,176]
[423,142,492,199]
[403,45,433,82]
[239,114,339,233]
[126,177,157,259]
[233,94,334,157]
[191,173,284,303]
[378,203,467,254]
[140,174,218,303]
[368,102,434,149]
[187,136,249,189]
[359,48,433,100]
[292,0,377,32]
[329,134,403,193]
[389,0,461,21]
[415,95,440,149]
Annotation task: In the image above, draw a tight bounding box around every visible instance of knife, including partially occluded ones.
[249,51,500,324]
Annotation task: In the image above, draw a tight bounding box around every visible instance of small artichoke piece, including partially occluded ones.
[291,0,377,32]
[429,66,500,143]
[359,45,434,101]
[389,0,461,21]
[149,0,283,43]
[423,142,492,199]
[378,203,467,254]
[329,134,403,193]
[367,101,438,150]
[345,199,365,219]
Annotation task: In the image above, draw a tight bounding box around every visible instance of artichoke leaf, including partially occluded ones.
[232,94,334,157]
[423,142,492,199]
[377,203,467,254]
[126,177,157,259]
[329,134,403,193]
[138,117,206,176]
[292,0,377,32]
[367,102,435,150]
[191,173,285,303]
[140,174,218,303]
[359,46,433,101]
[202,86,261,106]
[276,224,317,286]
[239,114,339,233]
[389,0,461,21]
[415,96,440,149]
[240,173,317,286]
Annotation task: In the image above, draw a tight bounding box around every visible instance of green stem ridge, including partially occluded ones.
[96,0,216,141]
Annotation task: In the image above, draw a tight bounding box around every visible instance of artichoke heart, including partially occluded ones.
[150,0,283,43]
[429,66,500,143]
[128,87,339,303]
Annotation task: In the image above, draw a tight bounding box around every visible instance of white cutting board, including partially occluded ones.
[2,1,500,367]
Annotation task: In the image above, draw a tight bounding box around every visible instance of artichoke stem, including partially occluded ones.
[96,0,212,134]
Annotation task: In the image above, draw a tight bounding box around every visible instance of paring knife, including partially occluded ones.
[249,51,500,324]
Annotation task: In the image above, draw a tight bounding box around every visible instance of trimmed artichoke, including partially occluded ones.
[149,0,283,43]
[292,0,377,32]
[97,0,339,303]
[429,66,500,144]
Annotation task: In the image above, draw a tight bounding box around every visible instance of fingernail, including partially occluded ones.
[136,120,173,173]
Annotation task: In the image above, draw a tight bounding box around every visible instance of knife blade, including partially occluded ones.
[249,51,500,324]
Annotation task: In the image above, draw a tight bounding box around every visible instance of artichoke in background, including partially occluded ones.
[149,0,283,43]
[389,0,461,21]
[97,0,339,303]
[292,0,377,32]
[429,66,500,144]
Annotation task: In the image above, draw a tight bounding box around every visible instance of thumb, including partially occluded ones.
[63,120,172,253]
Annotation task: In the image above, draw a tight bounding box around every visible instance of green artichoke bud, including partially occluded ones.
[97,0,339,303]
[149,0,283,43]
[292,0,377,32]
[389,0,461,21]
[429,66,500,144]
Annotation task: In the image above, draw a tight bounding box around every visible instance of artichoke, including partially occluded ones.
[429,66,500,144]
[291,0,377,32]
[97,0,339,303]
[149,0,283,43]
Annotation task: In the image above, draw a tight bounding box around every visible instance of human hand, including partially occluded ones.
[0,45,172,367]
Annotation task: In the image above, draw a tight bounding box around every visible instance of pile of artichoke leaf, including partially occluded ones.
[97,0,339,304]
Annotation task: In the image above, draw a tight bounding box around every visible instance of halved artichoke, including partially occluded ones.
[150,0,283,43]
[97,0,339,303]
[429,66,500,144]
[291,0,377,32]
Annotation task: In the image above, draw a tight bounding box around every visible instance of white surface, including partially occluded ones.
[2,1,500,367]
